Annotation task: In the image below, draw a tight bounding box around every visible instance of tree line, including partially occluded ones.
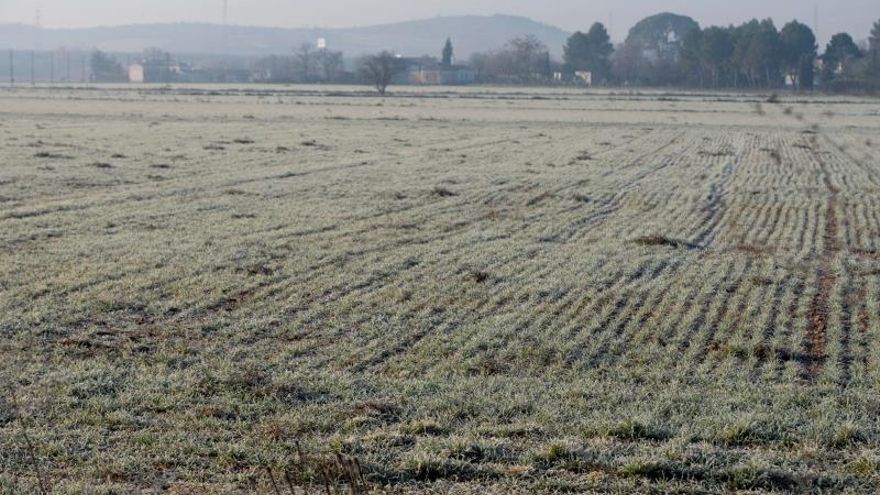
[467,13,880,92]
[76,12,880,93]
[253,44,346,83]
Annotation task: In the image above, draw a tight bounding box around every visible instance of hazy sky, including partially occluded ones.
[1,0,878,45]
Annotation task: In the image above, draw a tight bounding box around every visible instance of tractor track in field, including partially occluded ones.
[802,136,840,383]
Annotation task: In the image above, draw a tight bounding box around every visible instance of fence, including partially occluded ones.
[1,49,93,85]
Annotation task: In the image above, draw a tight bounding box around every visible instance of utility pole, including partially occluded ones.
[9,50,14,87]
[81,54,86,83]
[50,52,54,84]
[34,8,43,51]
[65,50,71,82]
[30,50,35,86]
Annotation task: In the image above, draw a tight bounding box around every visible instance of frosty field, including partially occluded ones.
[2,85,880,493]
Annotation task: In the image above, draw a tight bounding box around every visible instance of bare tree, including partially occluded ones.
[253,54,295,83]
[468,36,551,83]
[507,35,550,80]
[294,43,314,82]
[358,51,403,95]
[316,49,344,83]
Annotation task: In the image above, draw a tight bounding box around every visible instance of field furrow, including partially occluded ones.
[3,86,880,495]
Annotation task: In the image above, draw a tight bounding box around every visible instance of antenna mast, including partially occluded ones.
[221,0,229,53]
[35,8,43,51]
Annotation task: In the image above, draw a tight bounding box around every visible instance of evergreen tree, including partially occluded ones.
[563,22,613,83]
[680,28,705,85]
[867,19,880,80]
[700,26,735,88]
[733,19,783,88]
[780,21,817,90]
[822,33,863,82]
[442,38,454,66]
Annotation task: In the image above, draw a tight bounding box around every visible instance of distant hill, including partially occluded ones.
[0,15,569,58]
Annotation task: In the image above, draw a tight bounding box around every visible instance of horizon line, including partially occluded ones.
[0,13,567,33]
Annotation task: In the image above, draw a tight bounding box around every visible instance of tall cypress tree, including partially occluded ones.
[442,38,454,66]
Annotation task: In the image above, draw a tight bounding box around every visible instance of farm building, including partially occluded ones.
[408,64,477,85]
[574,71,593,86]
[553,70,594,86]
[128,63,145,83]
[392,57,476,85]
[128,61,185,83]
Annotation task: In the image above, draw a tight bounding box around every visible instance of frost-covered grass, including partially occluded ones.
[1,85,880,493]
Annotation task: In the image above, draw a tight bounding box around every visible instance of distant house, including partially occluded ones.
[574,71,593,86]
[409,63,477,85]
[128,53,186,83]
[553,70,593,86]
[128,64,145,83]
[394,57,476,86]
[130,61,249,84]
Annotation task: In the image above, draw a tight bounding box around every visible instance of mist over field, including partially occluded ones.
[1,0,879,45]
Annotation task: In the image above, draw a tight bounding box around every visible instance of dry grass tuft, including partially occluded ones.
[632,235,698,250]
[432,186,458,198]
[262,445,369,495]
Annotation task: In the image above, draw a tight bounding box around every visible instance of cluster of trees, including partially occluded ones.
[676,19,819,89]
[676,18,878,90]
[609,14,880,91]
[89,50,127,82]
[820,24,880,92]
[612,13,699,86]
[452,14,880,92]
[468,35,552,83]
[91,48,184,83]
[253,43,346,83]
[563,23,614,82]
[89,13,880,94]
